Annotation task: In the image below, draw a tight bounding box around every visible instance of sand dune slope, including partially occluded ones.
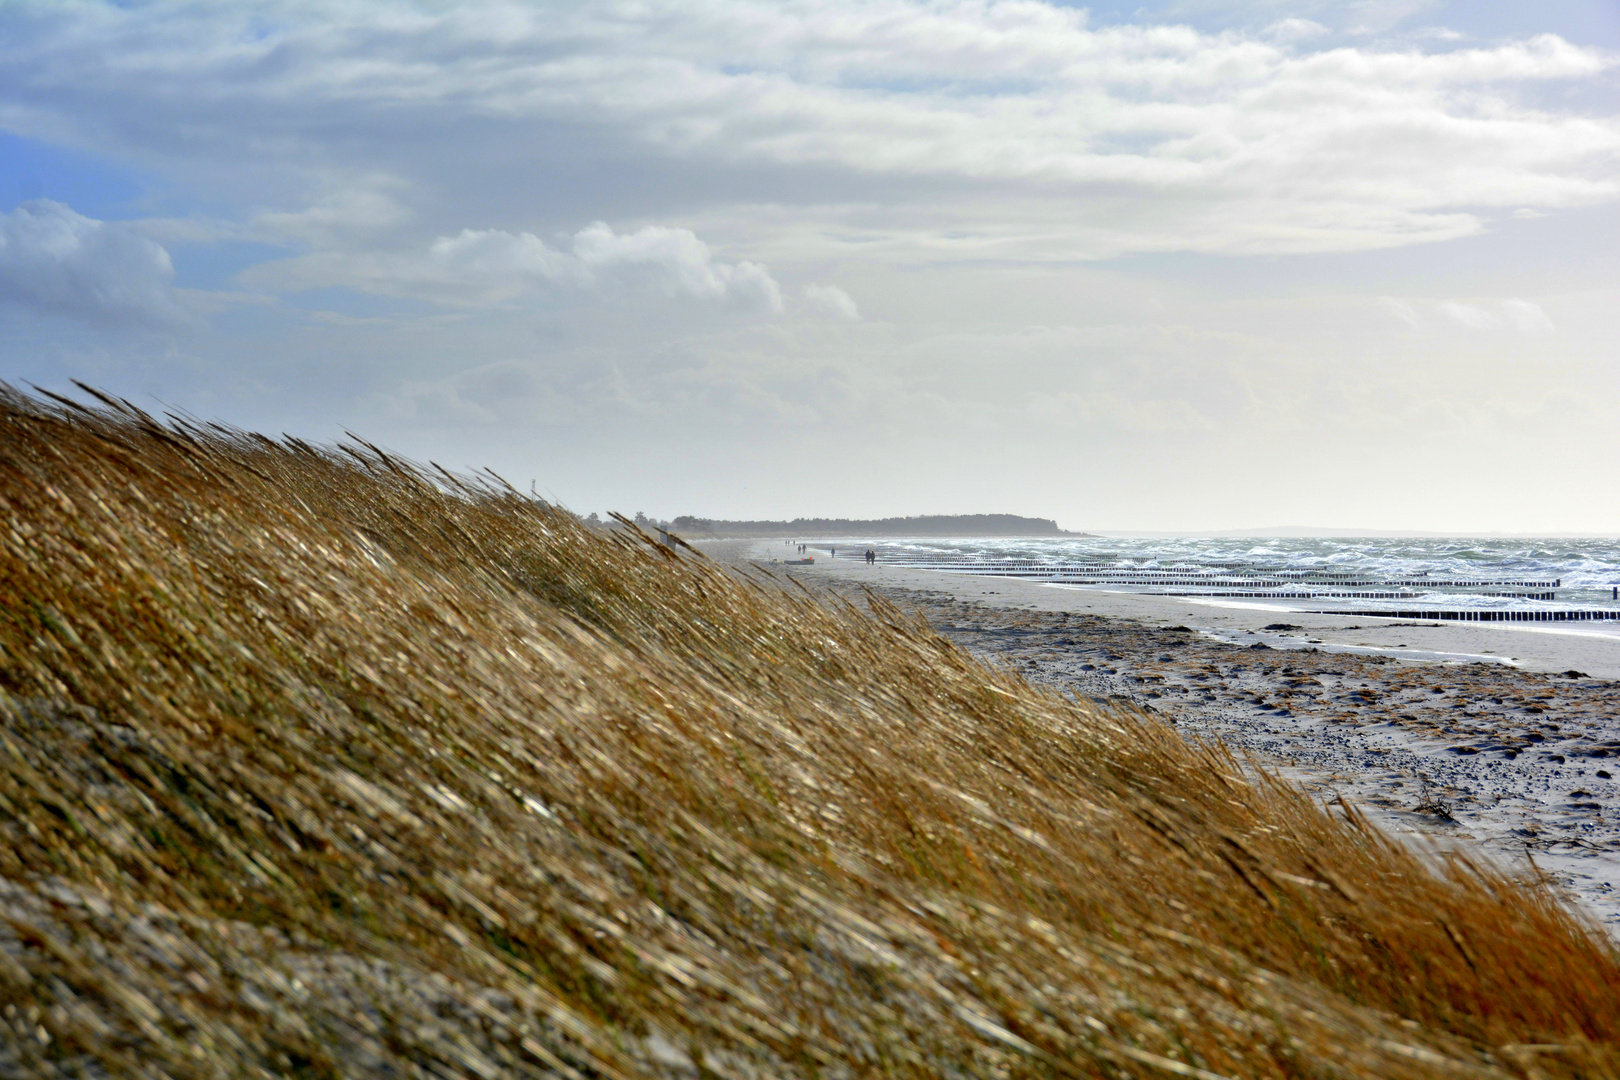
[1,385,1618,1078]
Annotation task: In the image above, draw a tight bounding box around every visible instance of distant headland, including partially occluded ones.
[668,514,1090,537]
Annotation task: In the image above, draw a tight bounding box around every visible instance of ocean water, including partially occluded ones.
[843,536,1620,616]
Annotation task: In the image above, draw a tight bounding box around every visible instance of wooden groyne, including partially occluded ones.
[1146,591,1558,601]
[1306,609,1620,623]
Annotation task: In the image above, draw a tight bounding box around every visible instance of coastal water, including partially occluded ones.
[845,536,1620,616]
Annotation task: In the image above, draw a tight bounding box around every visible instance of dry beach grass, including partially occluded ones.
[1,385,1619,1078]
[823,586,1620,928]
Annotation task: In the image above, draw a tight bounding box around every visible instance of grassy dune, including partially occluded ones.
[0,384,1617,1079]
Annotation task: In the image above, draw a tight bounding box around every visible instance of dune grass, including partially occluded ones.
[0,382,1617,1078]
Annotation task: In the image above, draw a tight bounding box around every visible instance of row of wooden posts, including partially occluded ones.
[1306,609,1620,623]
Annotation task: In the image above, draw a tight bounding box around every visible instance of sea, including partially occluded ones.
[835,536,1620,620]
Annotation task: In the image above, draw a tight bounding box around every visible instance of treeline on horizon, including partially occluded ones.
[669,512,1085,537]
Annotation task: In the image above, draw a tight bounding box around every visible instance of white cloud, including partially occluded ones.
[1263,18,1329,43]
[803,283,860,320]
[1436,301,1497,330]
[1436,298,1554,334]
[244,221,784,311]
[570,223,783,311]
[0,200,188,330]
[1,2,1615,261]
[1379,296,1419,328]
[1499,298,1556,335]
[1410,26,1466,43]
[1342,0,1439,36]
[255,177,414,245]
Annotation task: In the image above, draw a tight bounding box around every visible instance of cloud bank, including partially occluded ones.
[1382,295,1558,335]
[246,222,784,310]
[0,200,187,330]
[1,1,1615,261]
[804,284,860,320]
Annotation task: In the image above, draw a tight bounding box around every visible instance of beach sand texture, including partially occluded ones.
[3,387,1620,1077]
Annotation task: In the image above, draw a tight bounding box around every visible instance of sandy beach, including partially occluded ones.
[726,539,1620,932]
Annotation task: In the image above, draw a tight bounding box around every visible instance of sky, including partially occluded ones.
[1,0,1617,533]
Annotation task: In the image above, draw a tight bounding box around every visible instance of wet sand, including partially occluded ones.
[722,540,1620,933]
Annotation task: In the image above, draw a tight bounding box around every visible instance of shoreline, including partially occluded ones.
[735,538,1620,679]
[712,539,1620,933]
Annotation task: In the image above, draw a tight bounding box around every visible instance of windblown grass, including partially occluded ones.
[0,383,1617,1079]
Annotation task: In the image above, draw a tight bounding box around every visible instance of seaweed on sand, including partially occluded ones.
[0,382,1617,1078]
